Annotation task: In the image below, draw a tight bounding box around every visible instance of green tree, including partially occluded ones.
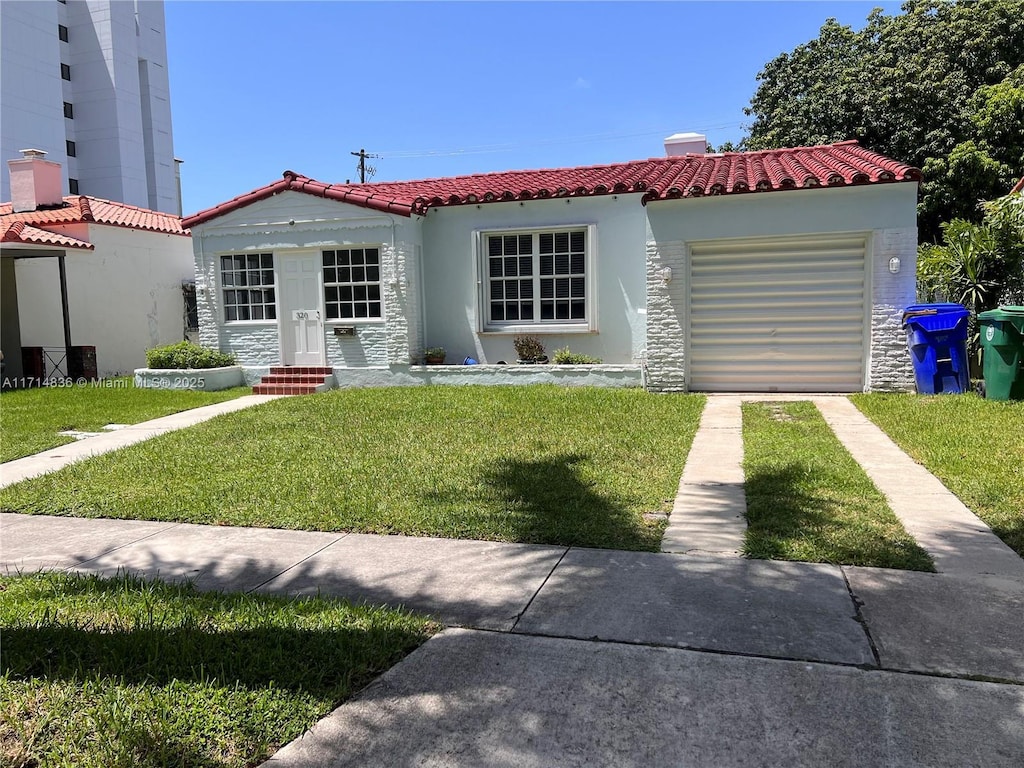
[916,186,1024,363]
[744,0,1024,242]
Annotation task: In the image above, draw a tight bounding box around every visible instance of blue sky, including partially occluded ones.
[166,1,903,215]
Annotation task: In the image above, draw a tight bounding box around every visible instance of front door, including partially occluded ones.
[278,251,325,366]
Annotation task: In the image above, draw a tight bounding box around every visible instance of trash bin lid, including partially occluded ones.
[979,306,1024,331]
[902,303,970,331]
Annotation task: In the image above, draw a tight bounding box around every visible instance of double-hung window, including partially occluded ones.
[323,247,382,320]
[485,227,592,329]
[221,253,275,321]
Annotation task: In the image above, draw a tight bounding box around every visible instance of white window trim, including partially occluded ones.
[218,251,277,324]
[322,244,385,322]
[475,223,598,334]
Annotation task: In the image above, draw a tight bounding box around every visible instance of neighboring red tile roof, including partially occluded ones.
[183,141,922,227]
[1,220,93,249]
[0,195,188,245]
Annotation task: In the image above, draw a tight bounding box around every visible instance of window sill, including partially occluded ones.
[223,320,277,326]
[480,325,596,335]
[325,319,385,325]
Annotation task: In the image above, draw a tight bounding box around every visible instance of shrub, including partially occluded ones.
[552,347,602,364]
[146,341,236,370]
[513,335,545,361]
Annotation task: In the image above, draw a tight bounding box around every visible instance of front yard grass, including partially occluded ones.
[0,386,705,551]
[742,401,934,571]
[0,380,250,463]
[0,571,437,768]
[851,393,1024,558]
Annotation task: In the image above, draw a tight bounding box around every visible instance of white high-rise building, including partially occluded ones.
[1,0,177,213]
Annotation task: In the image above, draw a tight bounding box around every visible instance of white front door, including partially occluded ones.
[278,251,325,366]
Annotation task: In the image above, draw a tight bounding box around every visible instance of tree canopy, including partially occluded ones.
[742,0,1024,242]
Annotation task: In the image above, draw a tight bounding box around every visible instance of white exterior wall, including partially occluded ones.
[420,195,648,364]
[14,225,193,376]
[1,1,177,212]
[644,183,919,392]
[191,191,421,367]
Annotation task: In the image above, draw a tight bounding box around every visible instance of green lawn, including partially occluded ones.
[0,380,250,463]
[851,392,1024,557]
[1,571,437,768]
[742,401,934,571]
[0,386,705,551]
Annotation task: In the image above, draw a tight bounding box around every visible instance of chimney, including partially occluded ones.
[664,133,707,157]
[8,149,64,212]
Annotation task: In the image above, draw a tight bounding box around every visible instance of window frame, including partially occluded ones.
[476,224,598,334]
[63,101,74,119]
[58,24,69,42]
[65,140,76,158]
[68,178,79,194]
[322,245,384,323]
[60,63,70,80]
[218,252,277,324]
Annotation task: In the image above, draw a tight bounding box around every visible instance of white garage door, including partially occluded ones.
[688,234,867,392]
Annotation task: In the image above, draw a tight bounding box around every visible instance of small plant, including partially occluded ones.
[145,341,236,370]
[423,347,446,364]
[513,335,546,363]
[552,347,602,364]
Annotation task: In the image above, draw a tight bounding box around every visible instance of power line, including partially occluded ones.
[350,148,380,182]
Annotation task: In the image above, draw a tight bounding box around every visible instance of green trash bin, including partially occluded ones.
[978,306,1024,400]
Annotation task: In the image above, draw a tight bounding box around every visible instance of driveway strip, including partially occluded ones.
[661,396,747,555]
[815,397,1024,579]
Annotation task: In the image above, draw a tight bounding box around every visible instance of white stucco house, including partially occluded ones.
[183,136,922,393]
[1,150,193,382]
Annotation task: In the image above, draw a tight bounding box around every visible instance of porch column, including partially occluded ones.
[57,253,73,361]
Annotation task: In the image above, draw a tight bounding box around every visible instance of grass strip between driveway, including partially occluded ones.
[851,392,1024,558]
[0,381,250,463]
[0,386,705,552]
[742,400,934,571]
[0,571,438,768]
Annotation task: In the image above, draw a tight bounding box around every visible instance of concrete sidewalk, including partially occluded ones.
[3,512,1022,765]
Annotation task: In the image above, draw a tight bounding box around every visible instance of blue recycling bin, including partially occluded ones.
[902,303,971,394]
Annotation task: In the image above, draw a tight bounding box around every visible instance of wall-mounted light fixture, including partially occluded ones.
[888,256,901,274]
[659,266,673,284]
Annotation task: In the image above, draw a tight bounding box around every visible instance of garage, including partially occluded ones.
[687,234,868,393]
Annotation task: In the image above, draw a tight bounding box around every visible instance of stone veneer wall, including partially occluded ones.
[868,228,917,392]
[644,238,687,392]
[644,227,918,393]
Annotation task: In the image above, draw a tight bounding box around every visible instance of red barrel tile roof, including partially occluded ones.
[183,141,922,227]
[0,195,187,248]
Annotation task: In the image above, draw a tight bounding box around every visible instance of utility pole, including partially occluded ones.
[350,148,379,183]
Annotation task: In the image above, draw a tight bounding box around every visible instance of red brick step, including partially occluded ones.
[254,366,335,396]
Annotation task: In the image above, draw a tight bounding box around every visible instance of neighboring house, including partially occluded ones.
[183,136,922,393]
[1,0,178,212]
[1,150,193,382]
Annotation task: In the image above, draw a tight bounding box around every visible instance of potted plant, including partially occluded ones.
[513,335,547,364]
[424,346,446,365]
